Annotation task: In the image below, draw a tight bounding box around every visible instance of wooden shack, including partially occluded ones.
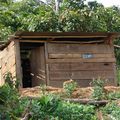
[0,32,119,87]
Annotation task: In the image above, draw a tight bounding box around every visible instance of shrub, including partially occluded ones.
[63,79,77,97]
[31,94,97,120]
[55,101,97,120]
[31,94,61,120]
[91,78,106,100]
[102,102,120,120]
[107,91,120,100]
[4,72,19,89]
[0,72,28,119]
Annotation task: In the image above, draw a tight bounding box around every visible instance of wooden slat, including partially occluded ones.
[49,71,114,80]
[49,53,114,59]
[47,43,114,54]
[49,63,114,71]
[0,58,3,86]
[49,79,115,87]
[45,43,50,85]
[47,58,116,63]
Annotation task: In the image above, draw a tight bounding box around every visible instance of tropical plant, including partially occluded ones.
[91,78,106,100]
[102,102,120,120]
[63,79,77,97]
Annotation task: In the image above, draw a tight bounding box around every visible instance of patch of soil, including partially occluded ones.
[19,86,120,99]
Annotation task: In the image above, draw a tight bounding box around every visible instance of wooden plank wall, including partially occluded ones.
[46,43,116,87]
[30,46,46,86]
[0,41,16,86]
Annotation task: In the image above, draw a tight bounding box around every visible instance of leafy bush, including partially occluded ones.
[4,72,19,89]
[102,102,120,120]
[91,78,106,100]
[31,94,61,120]
[40,84,47,95]
[31,94,97,120]
[63,79,77,97]
[0,72,29,119]
[0,83,30,119]
[55,101,97,120]
[107,91,120,100]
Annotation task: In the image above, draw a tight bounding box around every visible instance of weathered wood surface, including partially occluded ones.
[49,71,114,80]
[30,46,46,86]
[44,42,50,85]
[49,79,115,87]
[0,41,16,86]
[46,43,116,87]
[49,63,114,71]
[64,98,108,106]
[47,43,114,54]
[47,58,116,63]
[14,40,23,87]
[49,53,114,59]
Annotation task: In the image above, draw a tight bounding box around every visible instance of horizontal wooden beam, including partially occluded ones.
[64,98,108,106]
[16,36,107,38]
[15,31,120,38]
[49,53,114,59]
[46,58,116,63]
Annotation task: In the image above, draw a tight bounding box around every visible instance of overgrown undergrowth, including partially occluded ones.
[0,74,120,120]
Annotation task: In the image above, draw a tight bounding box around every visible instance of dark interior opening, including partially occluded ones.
[21,50,32,88]
[20,42,44,88]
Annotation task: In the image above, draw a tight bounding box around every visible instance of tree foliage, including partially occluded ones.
[0,0,120,40]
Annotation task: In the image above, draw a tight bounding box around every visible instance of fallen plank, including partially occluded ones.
[64,98,108,106]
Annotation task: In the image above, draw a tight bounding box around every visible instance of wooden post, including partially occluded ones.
[44,42,50,85]
[14,40,23,87]
[0,58,3,86]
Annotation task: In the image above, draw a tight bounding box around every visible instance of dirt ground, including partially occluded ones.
[19,86,120,99]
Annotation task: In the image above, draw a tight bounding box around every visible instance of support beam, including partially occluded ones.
[14,40,23,87]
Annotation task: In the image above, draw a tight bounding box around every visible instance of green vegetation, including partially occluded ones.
[0,0,120,40]
[0,83,97,119]
[0,74,120,119]
[102,102,120,120]
[0,0,120,85]
[91,78,106,100]
[63,79,77,97]
[0,82,27,119]
[31,94,97,120]
[107,91,120,100]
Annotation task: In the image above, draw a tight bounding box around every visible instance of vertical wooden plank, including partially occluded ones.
[0,58,3,86]
[45,42,50,85]
[14,40,23,87]
[111,44,117,86]
[113,63,117,86]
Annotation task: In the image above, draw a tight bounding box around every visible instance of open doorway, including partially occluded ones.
[21,50,32,88]
[20,42,45,88]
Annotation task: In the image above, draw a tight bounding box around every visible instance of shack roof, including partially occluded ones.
[15,31,120,38]
[0,31,120,50]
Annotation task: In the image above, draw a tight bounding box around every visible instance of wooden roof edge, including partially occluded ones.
[15,31,120,38]
[0,32,120,51]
